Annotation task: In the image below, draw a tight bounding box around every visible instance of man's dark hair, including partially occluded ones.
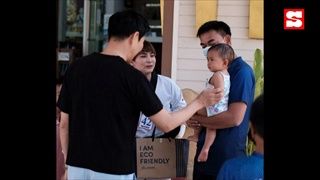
[108,10,151,40]
[197,20,232,37]
[250,94,264,138]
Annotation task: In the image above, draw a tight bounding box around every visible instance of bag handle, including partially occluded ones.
[151,126,172,142]
[151,72,158,142]
[151,126,156,141]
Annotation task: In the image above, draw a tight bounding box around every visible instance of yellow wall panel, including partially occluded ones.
[249,0,264,39]
[196,0,217,31]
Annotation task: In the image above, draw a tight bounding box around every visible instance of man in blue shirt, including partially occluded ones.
[188,21,256,180]
[217,94,264,180]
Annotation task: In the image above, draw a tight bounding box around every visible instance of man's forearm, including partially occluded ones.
[197,102,247,129]
[151,87,223,132]
[60,126,69,161]
[198,111,237,129]
[60,112,69,162]
[151,98,204,132]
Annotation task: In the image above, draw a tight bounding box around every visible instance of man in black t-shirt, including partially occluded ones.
[57,10,223,179]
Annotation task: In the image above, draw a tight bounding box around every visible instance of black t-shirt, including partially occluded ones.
[57,52,163,174]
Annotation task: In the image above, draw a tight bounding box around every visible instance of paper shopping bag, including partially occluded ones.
[136,138,189,178]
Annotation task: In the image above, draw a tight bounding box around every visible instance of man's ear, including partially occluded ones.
[128,31,138,45]
[224,35,231,45]
[129,31,140,45]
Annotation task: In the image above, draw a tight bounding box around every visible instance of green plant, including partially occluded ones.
[253,48,264,99]
[246,48,264,155]
[246,137,255,155]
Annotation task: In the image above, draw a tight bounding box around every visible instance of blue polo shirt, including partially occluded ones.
[194,57,255,178]
[217,152,264,180]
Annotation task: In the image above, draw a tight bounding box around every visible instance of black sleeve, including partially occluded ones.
[159,126,181,138]
[127,69,163,117]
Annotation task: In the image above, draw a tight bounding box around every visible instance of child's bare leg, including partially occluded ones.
[188,108,207,142]
[188,127,201,142]
[198,128,216,162]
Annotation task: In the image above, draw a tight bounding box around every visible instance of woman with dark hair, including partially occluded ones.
[132,41,187,139]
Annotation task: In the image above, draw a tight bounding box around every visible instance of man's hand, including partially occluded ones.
[187,114,203,129]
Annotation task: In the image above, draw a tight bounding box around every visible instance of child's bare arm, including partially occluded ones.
[210,72,225,96]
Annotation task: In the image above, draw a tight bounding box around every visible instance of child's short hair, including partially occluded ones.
[208,43,235,63]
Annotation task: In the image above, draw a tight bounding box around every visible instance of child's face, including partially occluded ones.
[207,50,228,72]
[131,51,156,76]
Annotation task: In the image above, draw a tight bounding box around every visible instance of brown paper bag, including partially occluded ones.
[136,138,189,178]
